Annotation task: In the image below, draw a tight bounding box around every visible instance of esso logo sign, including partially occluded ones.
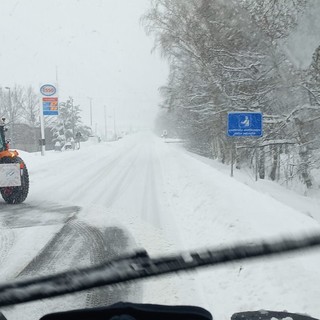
[40,84,56,96]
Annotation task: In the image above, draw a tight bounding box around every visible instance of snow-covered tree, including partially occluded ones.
[51,97,91,144]
[21,86,39,127]
[144,0,319,189]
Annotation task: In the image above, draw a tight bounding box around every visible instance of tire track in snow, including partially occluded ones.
[1,219,90,318]
[101,146,142,208]
[70,141,142,207]
[0,203,80,229]
[17,218,89,276]
[0,203,80,280]
[141,147,161,227]
[85,226,141,308]
[0,228,15,268]
[4,219,137,318]
[68,142,140,204]
[0,205,17,270]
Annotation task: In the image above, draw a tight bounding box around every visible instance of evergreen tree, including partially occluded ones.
[51,97,91,144]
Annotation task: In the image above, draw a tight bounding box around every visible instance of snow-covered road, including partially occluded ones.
[1,132,320,320]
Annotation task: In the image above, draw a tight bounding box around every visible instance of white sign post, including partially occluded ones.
[39,98,45,156]
[39,84,59,156]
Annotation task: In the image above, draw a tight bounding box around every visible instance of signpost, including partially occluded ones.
[40,84,59,156]
[42,97,59,115]
[227,112,263,180]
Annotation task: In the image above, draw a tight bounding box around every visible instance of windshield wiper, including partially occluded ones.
[0,233,320,307]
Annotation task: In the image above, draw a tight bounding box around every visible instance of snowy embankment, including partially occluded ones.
[150,138,320,319]
[8,133,320,320]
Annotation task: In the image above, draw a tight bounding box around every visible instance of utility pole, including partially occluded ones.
[56,66,59,84]
[88,97,93,128]
[113,108,116,140]
[4,87,12,143]
[104,105,107,141]
[71,97,75,138]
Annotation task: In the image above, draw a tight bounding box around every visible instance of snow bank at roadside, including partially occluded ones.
[153,137,320,320]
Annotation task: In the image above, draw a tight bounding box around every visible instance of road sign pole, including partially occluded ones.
[40,97,45,156]
[230,145,234,177]
[255,144,258,181]
[104,106,107,141]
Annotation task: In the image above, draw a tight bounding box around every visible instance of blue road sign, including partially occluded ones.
[227,112,263,137]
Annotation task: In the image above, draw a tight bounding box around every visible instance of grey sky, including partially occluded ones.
[0,0,168,134]
[284,0,320,69]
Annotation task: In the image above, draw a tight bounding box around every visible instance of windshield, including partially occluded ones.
[0,1,320,320]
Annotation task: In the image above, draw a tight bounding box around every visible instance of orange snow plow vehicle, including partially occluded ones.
[0,118,29,204]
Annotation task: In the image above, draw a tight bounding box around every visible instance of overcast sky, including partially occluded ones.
[284,0,320,69]
[0,0,168,134]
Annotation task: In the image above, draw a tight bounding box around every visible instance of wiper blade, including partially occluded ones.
[0,233,320,307]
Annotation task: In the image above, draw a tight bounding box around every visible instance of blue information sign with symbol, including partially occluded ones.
[227,112,263,137]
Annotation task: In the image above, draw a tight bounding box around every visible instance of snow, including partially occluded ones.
[1,132,320,320]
